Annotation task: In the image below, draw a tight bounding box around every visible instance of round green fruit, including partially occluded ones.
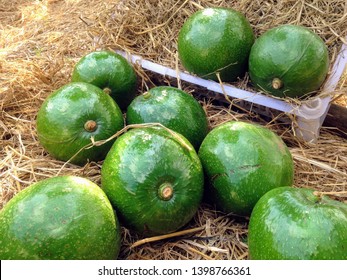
[0,176,121,260]
[178,7,254,82]
[126,86,209,150]
[36,82,124,166]
[71,50,137,110]
[248,187,347,260]
[198,121,294,216]
[101,126,204,236]
[249,24,329,99]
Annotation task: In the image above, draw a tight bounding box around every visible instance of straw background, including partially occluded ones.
[1,0,347,260]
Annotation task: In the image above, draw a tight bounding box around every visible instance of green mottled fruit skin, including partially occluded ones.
[248,187,347,260]
[101,126,204,236]
[0,176,121,260]
[71,50,137,110]
[178,7,254,82]
[249,24,329,98]
[198,121,294,216]
[126,86,209,150]
[36,82,124,166]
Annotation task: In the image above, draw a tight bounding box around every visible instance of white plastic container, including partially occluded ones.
[117,40,347,143]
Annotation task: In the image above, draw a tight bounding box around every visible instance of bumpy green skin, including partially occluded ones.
[36,82,124,166]
[248,187,347,260]
[101,126,204,236]
[0,176,121,260]
[198,121,294,216]
[249,24,329,98]
[178,7,254,82]
[71,50,137,110]
[126,86,209,150]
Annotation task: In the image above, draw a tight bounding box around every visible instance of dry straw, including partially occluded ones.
[1,0,347,260]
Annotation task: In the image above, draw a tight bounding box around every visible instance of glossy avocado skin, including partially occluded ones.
[0,176,121,260]
[178,7,254,82]
[71,50,137,110]
[36,82,124,166]
[249,24,329,98]
[101,127,204,236]
[248,187,347,260]
[126,86,209,150]
[198,121,294,216]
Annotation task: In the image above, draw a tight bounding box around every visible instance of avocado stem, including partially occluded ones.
[158,183,173,201]
[84,120,97,132]
[143,91,151,99]
[103,87,112,95]
[272,78,283,90]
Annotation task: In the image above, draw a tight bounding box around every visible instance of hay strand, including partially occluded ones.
[130,226,205,249]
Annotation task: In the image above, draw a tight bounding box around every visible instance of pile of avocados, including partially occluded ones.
[1,7,346,260]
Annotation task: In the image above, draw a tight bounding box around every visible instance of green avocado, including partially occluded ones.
[178,7,254,82]
[101,126,204,236]
[126,86,209,150]
[198,121,294,216]
[36,82,124,166]
[249,24,329,98]
[248,187,347,260]
[0,176,121,260]
[71,50,137,109]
